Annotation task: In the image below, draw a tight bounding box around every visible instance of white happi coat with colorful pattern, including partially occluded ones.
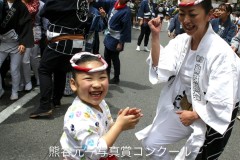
[60,97,114,160]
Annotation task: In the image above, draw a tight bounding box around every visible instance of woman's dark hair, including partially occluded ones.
[72,55,102,79]
[218,3,232,14]
[199,0,213,14]
[179,0,213,14]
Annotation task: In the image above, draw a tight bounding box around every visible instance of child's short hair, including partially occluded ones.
[70,52,108,79]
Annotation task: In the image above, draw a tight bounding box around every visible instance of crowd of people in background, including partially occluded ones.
[0,0,240,117]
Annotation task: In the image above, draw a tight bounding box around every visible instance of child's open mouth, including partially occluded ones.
[90,91,102,98]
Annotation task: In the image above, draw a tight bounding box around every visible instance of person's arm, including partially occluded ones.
[102,107,141,147]
[224,24,237,45]
[148,16,162,66]
[117,9,132,51]
[137,1,144,26]
[168,16,176,33]
[168,15,177,37]
[231,30,240,52]
[18,2,34,51]
[176,110,200,126]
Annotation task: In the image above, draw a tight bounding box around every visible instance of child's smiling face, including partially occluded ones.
[70,60,109,109]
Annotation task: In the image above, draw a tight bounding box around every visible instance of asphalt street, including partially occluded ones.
[0,22,239,160]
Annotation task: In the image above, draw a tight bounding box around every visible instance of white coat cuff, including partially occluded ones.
[147,47,174,84]
[93,138,108,159]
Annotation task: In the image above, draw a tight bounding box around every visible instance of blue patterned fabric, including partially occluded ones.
[211,17,237,45]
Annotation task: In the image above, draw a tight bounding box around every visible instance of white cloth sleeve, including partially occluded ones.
[62,112,108,159]
[147,39,180,84]
[199,53,239,134]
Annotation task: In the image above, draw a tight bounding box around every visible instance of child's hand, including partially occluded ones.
[128,108,143,118]
[115,107,142,131]
[102,108,143,147]
[118,107,143,118]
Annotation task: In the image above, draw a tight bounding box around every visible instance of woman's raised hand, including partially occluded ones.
[148,16,162,35]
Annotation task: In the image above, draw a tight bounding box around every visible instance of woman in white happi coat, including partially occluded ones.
[135,0,240,159]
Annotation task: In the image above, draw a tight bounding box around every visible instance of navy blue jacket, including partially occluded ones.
[211,17,237,45]
[137,0,156,19]
[168,13,184,36]
[104,1,131,52]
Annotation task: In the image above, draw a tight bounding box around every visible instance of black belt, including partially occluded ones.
[48,24,85,35]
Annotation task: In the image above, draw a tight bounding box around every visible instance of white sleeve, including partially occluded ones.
[62,109,108,159]
[199,53,239,134]
[147,38,180,84]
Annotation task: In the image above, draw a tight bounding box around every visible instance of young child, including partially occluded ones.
[60,52,143,160]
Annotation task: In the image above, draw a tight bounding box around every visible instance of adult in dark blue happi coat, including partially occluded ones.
[103,0,132,84]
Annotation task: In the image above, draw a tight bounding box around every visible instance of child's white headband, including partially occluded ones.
[70,52,108,72]
[178,0,204,7]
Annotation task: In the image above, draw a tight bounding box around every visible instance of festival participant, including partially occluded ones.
[60,52,143,160]
[30,0,92,118]
[103,0,132,84]
[135,0,240,159]
[0,0,34,100]
[168,13,185,38]
[136,0,156,52]
[211,3,237,45]
[19,0,39,91]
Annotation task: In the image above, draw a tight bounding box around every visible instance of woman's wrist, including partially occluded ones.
[193,111,200,120]
[152,33,160,39]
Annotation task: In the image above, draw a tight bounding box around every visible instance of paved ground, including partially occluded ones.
[0,22,239,160]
